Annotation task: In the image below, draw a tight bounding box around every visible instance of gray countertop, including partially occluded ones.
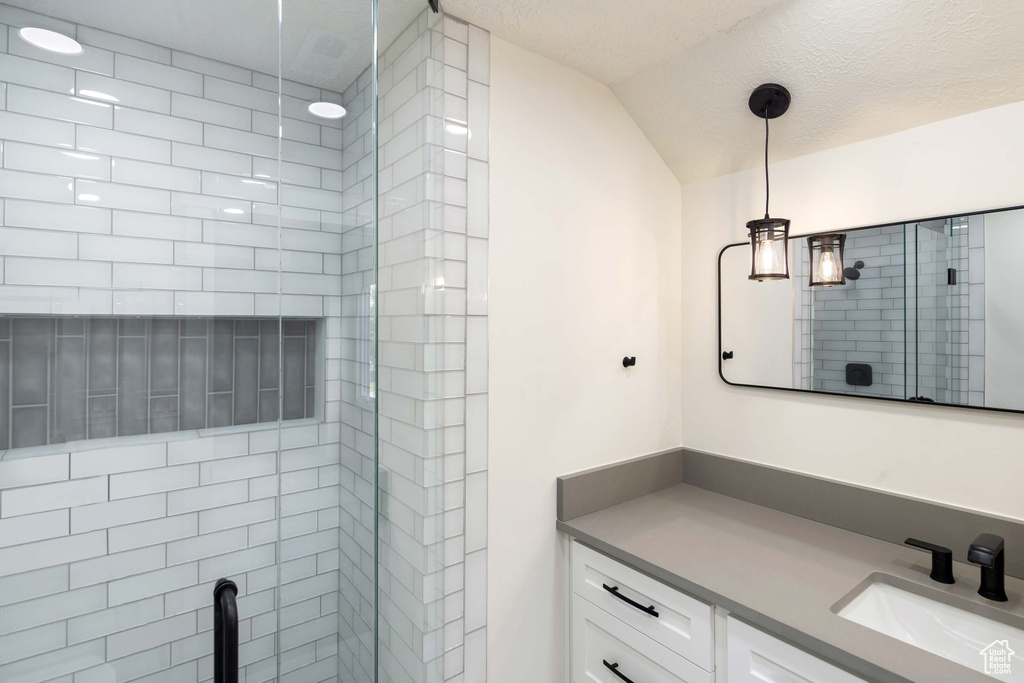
[557,482,1024,683]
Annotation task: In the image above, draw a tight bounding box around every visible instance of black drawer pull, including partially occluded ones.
[602,583,659,617]
[603,660,637,683]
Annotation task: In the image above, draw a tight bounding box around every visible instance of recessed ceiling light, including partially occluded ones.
[19,27,83,55]
[308,102,347,119]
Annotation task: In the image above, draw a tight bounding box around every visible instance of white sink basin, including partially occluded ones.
[835,574,1024,681]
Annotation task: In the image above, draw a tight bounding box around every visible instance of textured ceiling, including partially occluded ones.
[445,0,1024,184]
[4,0,423,93]
[441,0,788,85]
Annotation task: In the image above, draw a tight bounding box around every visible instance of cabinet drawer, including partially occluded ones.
[727,617,865,683]
[573,595,714,683]
[572,542,714,671]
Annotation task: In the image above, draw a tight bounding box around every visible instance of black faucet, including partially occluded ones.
[968,533,1008,602]
[905,538,955,584]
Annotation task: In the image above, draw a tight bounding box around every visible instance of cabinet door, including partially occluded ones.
[726,617,865,683]
[572,542,714,671]
[573,595,714,683]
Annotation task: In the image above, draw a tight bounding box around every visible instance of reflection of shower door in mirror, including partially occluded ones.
[910,219,969,405]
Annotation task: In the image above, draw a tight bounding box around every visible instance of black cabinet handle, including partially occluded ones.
[602,583,659,617]
[603,660,636,683]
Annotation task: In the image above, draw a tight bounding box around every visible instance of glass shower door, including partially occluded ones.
[0,0,381,679]
[909,218,969,405]
[0,1,342,682]
[278,1,377,682]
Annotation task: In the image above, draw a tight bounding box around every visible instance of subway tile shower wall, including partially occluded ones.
[0,2,360,682]
[0,13,348,320]
[0,317,318,450]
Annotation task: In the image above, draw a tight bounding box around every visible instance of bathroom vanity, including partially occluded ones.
[558,450,1024,683]
[569,540,865,682]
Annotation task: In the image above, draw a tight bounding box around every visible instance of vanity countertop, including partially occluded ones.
[558,482,1024,683]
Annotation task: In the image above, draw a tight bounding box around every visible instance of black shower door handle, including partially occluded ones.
[602,583,659,617]
[214,578,238,683]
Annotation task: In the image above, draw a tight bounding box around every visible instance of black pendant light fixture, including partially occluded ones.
[746,83,792,281]
[807,233,847,286]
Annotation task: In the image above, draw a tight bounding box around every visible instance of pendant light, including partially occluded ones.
[746,84,792,281]
[807,233,847,286]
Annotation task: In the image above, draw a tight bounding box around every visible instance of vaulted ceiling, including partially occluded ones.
[445,0,1024,183]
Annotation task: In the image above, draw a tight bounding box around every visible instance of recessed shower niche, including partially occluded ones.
[0,317,321,450]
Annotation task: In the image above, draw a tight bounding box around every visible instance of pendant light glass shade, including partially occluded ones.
[807,233,846,286]
[747,218,790,280]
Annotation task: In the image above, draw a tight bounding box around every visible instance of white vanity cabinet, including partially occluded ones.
[573,595,714,683]
[572,541,715,670]
[568,541,866,683]
[726,617,864,683]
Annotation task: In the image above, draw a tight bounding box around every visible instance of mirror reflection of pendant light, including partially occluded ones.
[746,83,792,281]
[807,233,847,286]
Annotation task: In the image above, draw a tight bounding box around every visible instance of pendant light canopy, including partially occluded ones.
[807,233,847,287]
[747,83,792,281]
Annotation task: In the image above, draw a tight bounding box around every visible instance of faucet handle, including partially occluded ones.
[905,538,955,584]
[968,533,1005,568]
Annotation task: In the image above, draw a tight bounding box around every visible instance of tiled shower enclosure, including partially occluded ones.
[0,0,489,682]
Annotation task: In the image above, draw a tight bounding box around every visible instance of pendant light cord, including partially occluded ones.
[764,104,770,219]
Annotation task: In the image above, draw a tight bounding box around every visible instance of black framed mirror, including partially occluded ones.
[718,204,1024,415]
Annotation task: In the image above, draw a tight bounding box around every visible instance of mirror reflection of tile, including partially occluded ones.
[1,317,319,449]
[798,218,977,404]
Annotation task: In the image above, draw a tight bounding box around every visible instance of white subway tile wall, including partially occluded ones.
[375,9,445,683]
[374,11,489,683]
[451,20,488,683]
[0,2,355,682]
[0,421,349,682]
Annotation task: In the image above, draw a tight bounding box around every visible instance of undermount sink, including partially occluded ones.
[834,574,1024,681]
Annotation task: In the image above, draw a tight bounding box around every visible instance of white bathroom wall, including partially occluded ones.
[0,4,354,682]
[680,99,1024,523]
[487,37,683,683]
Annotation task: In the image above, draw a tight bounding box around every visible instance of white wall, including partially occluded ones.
[681,99,1024,522]
[487,37,683,683]
[984,208,1024,412]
